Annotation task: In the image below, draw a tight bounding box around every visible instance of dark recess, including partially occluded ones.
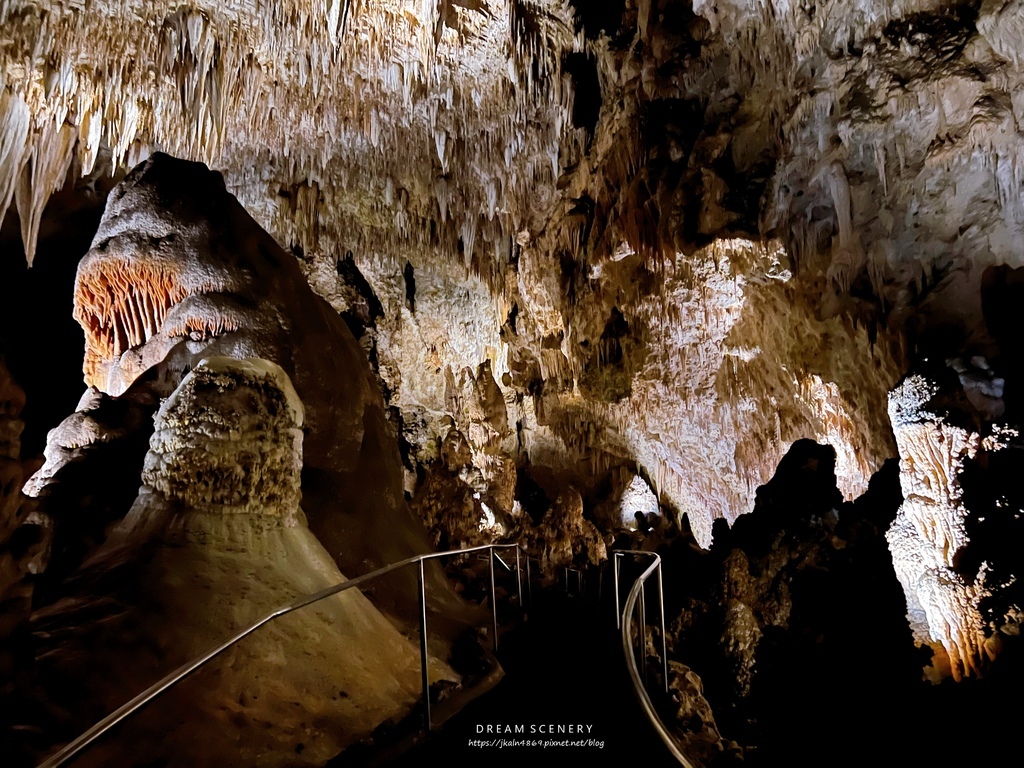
[336,249,385,338]
[562,52,602,140]
[568,0,627,40]
[403,260,416,313]
[0,171,114,456]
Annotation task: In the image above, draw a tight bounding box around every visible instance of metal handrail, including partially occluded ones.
[614,550,695,768]
[38,542,525,768]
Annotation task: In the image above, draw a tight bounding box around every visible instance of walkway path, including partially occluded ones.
[382,580,680,767]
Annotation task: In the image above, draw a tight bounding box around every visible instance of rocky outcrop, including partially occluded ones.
[666,661,744,768]
[886,361,1018,681]
[668,440,914,759]
[46,153,470,627]
[22,384,157,592]
[29,358,453,767]
[411,427,510,552]
[527,486,607,571]
[593,468,662,533]
[2,5,1024,757]
[2,2,916,547]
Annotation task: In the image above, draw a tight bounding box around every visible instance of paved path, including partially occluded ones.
[385,583,680,768]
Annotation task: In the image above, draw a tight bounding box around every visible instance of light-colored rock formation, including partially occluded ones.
[43,153,471,628]
[603,468,662,532]
[886,368,1000,681]
[33,358,454,767]
[1,1,914,546]
[0,1,578,265]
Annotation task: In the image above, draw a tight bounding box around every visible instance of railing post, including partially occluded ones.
[638,577,647,684]
[514,547,523,615]
[489,548,498,651]
[526,556,532,608]
[614,552,621,629]
[417,558,431,731]
[658,560,668,693]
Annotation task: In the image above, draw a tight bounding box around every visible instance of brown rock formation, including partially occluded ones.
[1,6,1023,755]
[42,153,468,625]
[31,358,453,767]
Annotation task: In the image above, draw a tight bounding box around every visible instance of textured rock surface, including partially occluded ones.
[46,154,471,628]
[666,661,744,767]
[666,442,922,764]
[527,485,607,570]
[2,0,1024,734]
[885,362,1019,680]
[28,358,452,767]
[0,0,918,544]
[21,384,157,594]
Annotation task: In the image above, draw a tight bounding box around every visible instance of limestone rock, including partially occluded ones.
[593,467,662,532]
[667,661,745,767]
[22,385,157,587]
[63,153,467,626]
[529,486,607,571]
[31,358,454,767]
[886,366,999,680]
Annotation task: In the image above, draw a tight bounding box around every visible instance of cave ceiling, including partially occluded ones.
[3,0,1024,542]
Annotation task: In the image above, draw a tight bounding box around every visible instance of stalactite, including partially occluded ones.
[14,120,76,265]
[0,87,30,231]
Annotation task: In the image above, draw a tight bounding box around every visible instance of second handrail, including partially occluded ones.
[615,550,694,768]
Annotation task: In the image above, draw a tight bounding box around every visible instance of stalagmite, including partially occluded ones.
[31,358,455,767]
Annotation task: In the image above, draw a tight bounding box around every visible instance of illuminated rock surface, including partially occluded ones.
[887,362,1023,681]
[30,358,453,767]
[0,0,920,543]
[46,154,467,624]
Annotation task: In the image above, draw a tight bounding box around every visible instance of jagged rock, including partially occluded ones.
[21,384,157,590]
[1,1,913,548]
[413,429,494,552]
[669,439,912,758]
[29,358,455,767]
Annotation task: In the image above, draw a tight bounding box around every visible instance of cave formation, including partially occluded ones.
[1,1,1023,767]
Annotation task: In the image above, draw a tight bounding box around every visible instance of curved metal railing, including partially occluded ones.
[38,542,525,768]
[614,550,695,768]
